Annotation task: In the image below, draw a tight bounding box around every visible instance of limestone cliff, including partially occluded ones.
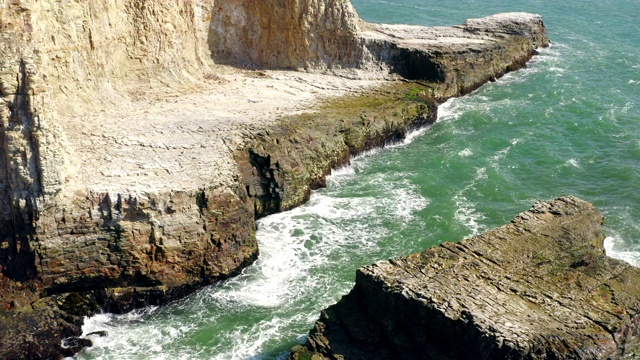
[291,197,640,359]
[0,0,549,358]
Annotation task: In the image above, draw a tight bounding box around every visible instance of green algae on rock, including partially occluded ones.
[237,82,436,219]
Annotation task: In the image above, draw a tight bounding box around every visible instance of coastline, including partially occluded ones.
[290,196,640,359]
[0,2,548,357]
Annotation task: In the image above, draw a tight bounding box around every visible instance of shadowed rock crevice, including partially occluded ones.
[247,150,282,218]
[0,59,41,282]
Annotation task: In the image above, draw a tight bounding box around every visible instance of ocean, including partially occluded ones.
[75,0,640,359]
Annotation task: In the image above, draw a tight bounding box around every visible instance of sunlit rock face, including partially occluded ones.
[209,0,365,70]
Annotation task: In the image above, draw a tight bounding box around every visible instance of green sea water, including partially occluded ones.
[75,1,640,359]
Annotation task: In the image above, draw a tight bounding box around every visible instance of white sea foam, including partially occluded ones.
[499,65,540,83]
[330,163,355,177]
[436,97,462,121]
[74,306,196,360]
[388,186,430,220]
[453,194,485,236]
[549,66,566,74]
[209,313,309,360]
[353,147,382,159]
[453,167,488,236]
[386,126,430,149]
[605,234,640,267]
[458,148,473,157]
[204,195,374,309]
[566,158,580,167]
[491,147,510,164]
[403,126,429,144]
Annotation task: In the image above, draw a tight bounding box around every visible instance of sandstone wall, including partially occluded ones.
[0,0,222,279]
[0,0,215,194]
[209,0,366,70]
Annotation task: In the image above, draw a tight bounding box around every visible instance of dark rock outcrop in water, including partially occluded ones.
[0,0,548,358]
[290,196,640,359]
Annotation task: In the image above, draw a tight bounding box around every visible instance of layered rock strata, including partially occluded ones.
[291,196,640,359]
[0,0,548,358]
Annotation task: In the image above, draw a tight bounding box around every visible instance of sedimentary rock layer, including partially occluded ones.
[291,196,640,359]
[0,0,548,358]
[210,0,365,70]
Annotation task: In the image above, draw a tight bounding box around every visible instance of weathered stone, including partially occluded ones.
[210,0,365,70]
[292,197,640,359]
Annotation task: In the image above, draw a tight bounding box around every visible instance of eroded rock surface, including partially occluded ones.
[291,197,640,359]
[0,0,548,357]
[210,0,365,70]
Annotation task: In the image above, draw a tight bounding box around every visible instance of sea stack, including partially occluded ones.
[1,1,548,358]
[290,196,640,359]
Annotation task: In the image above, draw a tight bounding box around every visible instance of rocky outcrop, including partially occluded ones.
[210,3,548,96]
[234,11,549,218]
[362,12,548,98]
[237,82,437,218]
[0,0,548,358]
[291,197,640,359]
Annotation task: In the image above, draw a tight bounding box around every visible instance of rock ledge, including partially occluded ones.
[292,196,640,359]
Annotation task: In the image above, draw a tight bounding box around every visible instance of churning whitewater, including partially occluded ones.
[76,139,431,360]
[75,0,640,359]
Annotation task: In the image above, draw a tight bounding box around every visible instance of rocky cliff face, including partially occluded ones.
[210,0,365,70]
[0,0,218,281]
[0,1,549,358]
[362,12,548,97]
[291,197,640,359]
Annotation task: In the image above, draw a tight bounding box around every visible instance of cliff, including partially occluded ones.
[0,0,548,358]
[291,197,640,359]
[210,0,365,70]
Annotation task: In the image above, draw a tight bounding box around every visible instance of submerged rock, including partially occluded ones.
[292,196,640,359]
[86,331,108,337]
[61,337,93,357]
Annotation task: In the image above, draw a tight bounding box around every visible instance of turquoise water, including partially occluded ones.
[75,1,640,359]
